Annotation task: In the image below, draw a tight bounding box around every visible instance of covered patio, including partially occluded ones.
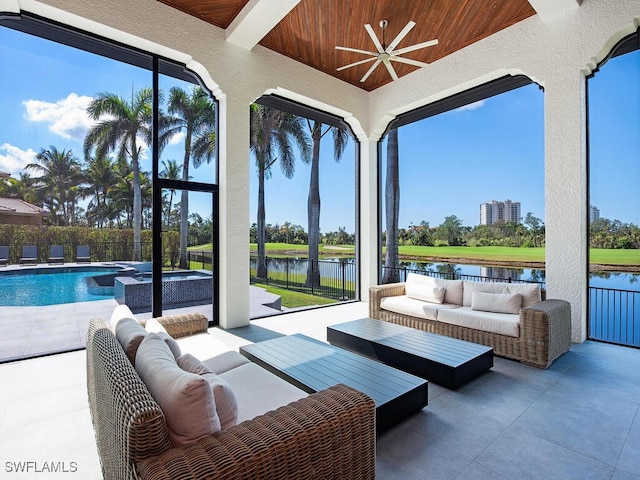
[1,302,639,479]
[0,0,639,478]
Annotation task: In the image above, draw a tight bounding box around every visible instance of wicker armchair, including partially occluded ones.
[86,316,376,480]
[369,283,571,368]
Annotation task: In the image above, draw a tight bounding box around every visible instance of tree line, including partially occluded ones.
[0,86,216,267]
[249,223,355,246]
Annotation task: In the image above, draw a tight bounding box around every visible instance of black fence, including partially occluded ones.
[188,250,214,270]
[250,256,356,302]
[589,286,640,348]
[381,265,545,287]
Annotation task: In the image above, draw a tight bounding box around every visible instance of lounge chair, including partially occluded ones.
[0,246,8,266]
[48,245,64,264]
[20,245,38,265]
[76,245,90,263]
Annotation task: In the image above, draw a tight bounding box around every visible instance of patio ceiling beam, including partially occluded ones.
[226,0,301,50]
[527,0,581,22]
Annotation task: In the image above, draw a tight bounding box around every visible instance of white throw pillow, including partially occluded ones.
[405,283,446,304]
[135,334,220,447]
[144,318,181,357]
[109,304,137,333]
[114,317,147,366]
[506,283,541,307]
[406,273,463,305]
[177,353,239,430]
[471,291,522,315]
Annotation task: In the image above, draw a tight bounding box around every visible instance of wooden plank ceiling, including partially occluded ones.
[157,0,536,91]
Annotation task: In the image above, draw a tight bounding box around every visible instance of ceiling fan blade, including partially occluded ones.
[360,59,381,82]
[364,24,384,53]
[386,21,416,52]
[383,60,399,81]
[337,56,378,71]
[392,39,438,56]
[389,56,431,68]
[335,45,379,57]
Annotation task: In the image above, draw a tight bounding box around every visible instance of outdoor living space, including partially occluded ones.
[1,301,639,480]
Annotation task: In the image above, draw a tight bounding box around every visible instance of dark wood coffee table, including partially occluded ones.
[327,318,493,389]
[239,334,428,434]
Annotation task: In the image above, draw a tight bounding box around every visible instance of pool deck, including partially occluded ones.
[0,263,281,363]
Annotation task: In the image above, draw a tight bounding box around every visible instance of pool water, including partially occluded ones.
[0,267,118,306]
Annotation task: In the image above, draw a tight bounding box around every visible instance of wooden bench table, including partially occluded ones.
[240,334,428,433]
[327,318,493,389]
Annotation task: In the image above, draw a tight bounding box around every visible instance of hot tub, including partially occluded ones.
[114,269,213,311]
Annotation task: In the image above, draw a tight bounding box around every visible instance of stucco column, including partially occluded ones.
[544,69,588,343]
[218,93,251,329]
[359,137,379,300]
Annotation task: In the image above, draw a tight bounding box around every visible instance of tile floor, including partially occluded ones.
[1,301,639,480]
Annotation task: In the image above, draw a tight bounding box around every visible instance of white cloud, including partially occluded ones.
[0,143,38,175]
[455,100,486,112]
[23,93,95,142]
[169,131,185,146]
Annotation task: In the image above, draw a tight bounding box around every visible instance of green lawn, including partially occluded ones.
[251,281,336,308]
[191,243,638,267]
[590,248,640,266]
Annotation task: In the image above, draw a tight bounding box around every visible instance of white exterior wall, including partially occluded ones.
[3,0,639,339]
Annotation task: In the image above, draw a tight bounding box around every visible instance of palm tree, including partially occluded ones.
[84,156,117,228]
[84,87,153,261]
[250,104,310,279]
[305,120,348,287]
[1,172,38,204]
[26,146,84,226]
[159,159,182,228]
[382,128,400,283]
[163,86,216,268]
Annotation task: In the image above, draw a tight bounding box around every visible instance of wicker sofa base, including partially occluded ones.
[369,283,572,369]
[86,315,376,480]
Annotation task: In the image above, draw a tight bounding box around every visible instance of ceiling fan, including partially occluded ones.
[336,20,438,83]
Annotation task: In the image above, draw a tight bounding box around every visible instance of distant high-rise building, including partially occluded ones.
[480,200,521,225]
[590,205,600,223]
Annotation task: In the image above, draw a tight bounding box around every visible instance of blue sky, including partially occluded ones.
[1,25,638,235]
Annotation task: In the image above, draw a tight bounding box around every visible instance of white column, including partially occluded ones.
[218,93,251,329]
[544,69,588,343]
[359,137,380,300]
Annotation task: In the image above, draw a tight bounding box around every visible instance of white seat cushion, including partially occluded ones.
[380,295,460,321]
[176,333,234,362]
[219,363,307,423]
[437,306,520,337]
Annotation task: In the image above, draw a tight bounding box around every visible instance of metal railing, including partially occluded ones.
[250,256,356,301]
[589,286,640,348]
[188,250,214,270]
[381,265,545,286]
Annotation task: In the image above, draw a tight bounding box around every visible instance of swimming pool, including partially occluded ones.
[0,266,120,306]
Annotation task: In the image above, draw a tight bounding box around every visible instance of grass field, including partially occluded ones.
[192,243,639,267]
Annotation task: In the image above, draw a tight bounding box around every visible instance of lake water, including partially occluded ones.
[254,256,640,292]
[397,260,640,292]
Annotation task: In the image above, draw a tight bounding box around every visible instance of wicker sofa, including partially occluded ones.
[86,310,376,480]
[369,274,572,368]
